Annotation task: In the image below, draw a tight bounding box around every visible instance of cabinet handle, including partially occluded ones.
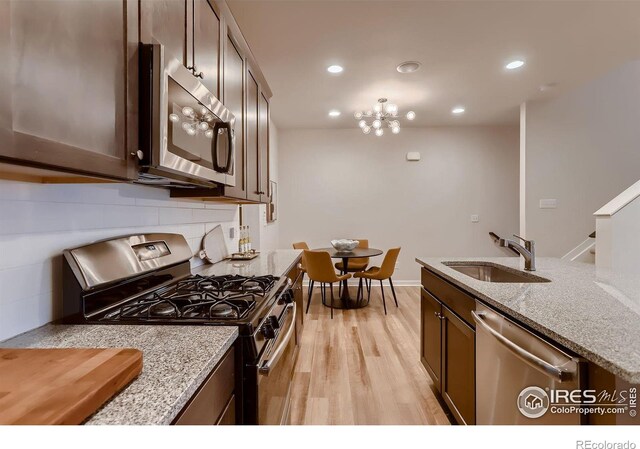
[433,311,444,320]
[130,150,144,160]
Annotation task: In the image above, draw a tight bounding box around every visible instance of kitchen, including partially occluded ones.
[0,0,639,446]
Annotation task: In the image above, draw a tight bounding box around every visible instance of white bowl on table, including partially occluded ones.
[331,239,359,252]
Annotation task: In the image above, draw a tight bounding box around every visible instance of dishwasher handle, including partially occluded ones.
[472,310,573,383]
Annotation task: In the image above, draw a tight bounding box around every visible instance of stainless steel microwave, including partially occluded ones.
[138,43,235,188]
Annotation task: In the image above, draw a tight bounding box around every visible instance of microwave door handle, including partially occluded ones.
[222,124,233,173]
[211,123,233,173]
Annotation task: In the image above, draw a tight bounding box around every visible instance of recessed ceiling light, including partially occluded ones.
[505,60,525,70]
[327,65,343,74]
[328,110,341,117]
[452,107,465,115]
[397,61,421,73]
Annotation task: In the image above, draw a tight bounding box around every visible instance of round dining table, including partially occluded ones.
[313,247,383,309]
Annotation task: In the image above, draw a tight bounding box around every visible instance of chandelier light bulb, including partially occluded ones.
[374,103,383,113]
[392,126,400,134]
[182,106,194,117]
[362,126,371,134]
[372,119,382,129]
[358,119,367,128]
[354,111,363,119]
[200,106,208,115]
[169,113,180,123]
[198,122,209,131]
[186,128,196,136]
[182,122,192,131]
[205,129,214,138]
[375,128,384,137]
[406,111,416,120]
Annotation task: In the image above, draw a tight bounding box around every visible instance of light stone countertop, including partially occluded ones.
[416,256,640,383]
[2,324,238,424]
[194,249,302,279]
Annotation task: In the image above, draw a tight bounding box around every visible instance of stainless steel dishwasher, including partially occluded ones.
[473,303,584,425]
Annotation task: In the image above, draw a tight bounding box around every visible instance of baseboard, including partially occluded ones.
[302,279,420,287]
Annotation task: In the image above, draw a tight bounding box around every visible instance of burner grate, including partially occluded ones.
[99,274,278,322]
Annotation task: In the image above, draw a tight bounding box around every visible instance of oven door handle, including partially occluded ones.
[259,302,296,376]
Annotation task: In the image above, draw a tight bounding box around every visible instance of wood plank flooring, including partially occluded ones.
[289,284,451,425]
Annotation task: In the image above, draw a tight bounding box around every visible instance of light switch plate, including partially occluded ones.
[539,199,558,209]
[471,214,480,223]
[229,227,235,239]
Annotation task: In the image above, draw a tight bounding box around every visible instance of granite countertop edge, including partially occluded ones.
[416,257,640,384]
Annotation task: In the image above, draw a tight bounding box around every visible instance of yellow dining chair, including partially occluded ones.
[304,250,351,319]
[354,247,401,315]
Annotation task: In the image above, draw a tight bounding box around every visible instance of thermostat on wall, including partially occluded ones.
[406,152,421,161]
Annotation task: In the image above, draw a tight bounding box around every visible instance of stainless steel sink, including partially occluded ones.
[443,262,551,283]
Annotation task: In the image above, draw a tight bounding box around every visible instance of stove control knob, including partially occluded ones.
[281,290,294,304]
[262,323,276,339]
[267,315,280,330]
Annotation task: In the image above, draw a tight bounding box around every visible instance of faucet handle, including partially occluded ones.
[513,234,528,243]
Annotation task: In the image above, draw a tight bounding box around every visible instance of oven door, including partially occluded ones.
[257,302,297,425]
[140,43,236,187]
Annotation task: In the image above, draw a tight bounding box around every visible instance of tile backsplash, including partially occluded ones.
[0,180,239,341]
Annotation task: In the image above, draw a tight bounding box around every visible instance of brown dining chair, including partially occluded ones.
[304,250,351,319]
[354,247,401,315]
[292,242,309,274]
[335,239,369,296]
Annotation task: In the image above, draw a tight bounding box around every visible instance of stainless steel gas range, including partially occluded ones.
[62,233,296,425]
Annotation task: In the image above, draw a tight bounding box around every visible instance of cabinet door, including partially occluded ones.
[222,34,246,199]
[421,288,442,391]
[193,0,220,97]
[2,0,136,180]
[441,306,476,425]
[140,0,187,65]
[258,92,269,202]
[245,69,260,202]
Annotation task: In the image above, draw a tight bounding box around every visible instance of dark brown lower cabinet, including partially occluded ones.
[421,268,476,425]
[420,288,442,391]
[441,306,475,425]
[173,346,236,425]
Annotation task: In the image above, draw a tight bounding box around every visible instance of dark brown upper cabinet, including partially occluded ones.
[193,0,221,98]
[222,33,246,199]
[245,69,261,202]
[0,0,138,180]
[258,92,270,203]
[141,0,220,98]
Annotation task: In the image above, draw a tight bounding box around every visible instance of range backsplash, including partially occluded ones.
[0,180,239,340]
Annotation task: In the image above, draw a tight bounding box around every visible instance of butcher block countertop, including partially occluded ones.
[0,348,142,425]
[2,324,237,425]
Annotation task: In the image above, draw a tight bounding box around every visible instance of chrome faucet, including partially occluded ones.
[499,234,536,271]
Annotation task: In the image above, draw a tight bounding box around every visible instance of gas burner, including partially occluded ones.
[98,274,279,323]
[209,303,236,318]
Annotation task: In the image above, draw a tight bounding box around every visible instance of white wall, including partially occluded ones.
[0,181,238,341]
[525,60,640,256]
[277,126,519,281]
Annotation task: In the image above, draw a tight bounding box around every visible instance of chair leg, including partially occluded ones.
[380,280,387,315]
[389,278,399,307]
[366,278,371,304]
[330,283,334,319]
[356,278,363,305]
[306,280,315,314]
[338,272,343,297]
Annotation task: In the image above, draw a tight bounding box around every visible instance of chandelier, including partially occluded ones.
[354,98,415,136]
[169,106,215,138]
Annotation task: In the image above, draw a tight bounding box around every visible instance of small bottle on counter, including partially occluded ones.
[246,226,252,252]
[238,226,245,254]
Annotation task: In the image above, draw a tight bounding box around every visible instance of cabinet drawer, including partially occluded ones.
[421,268,475,328]
[173,346,235,425]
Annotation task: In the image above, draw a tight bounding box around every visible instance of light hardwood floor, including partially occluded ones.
[289,284,451,425]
